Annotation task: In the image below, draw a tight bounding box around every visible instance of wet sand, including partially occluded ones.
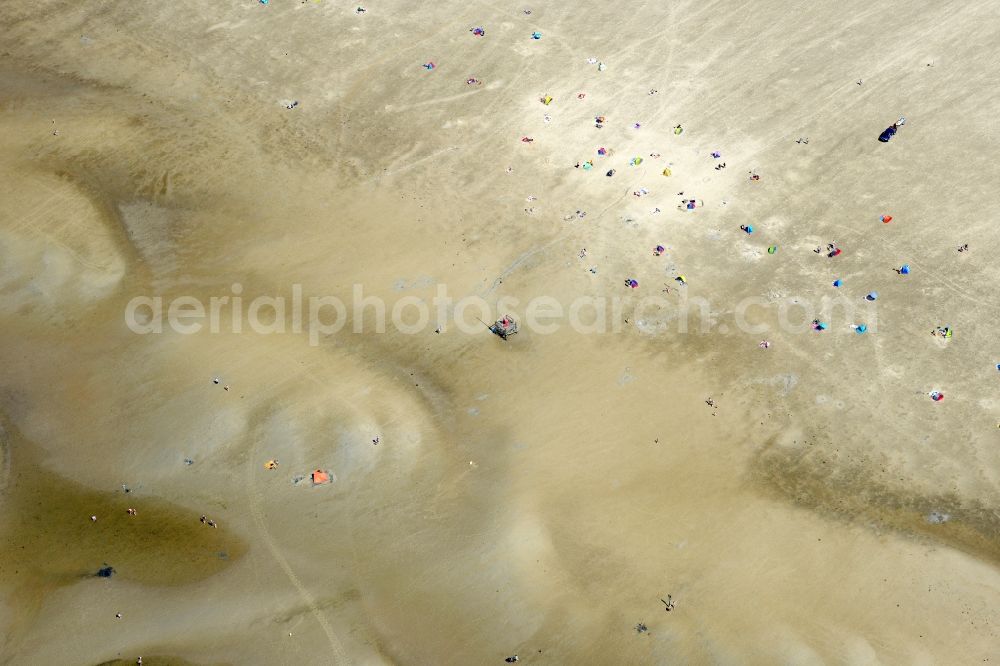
[2,0,1000,663]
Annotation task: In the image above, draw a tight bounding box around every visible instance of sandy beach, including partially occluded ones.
[2,1,1000,663]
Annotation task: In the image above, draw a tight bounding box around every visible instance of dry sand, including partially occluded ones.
[2,0,1000,663]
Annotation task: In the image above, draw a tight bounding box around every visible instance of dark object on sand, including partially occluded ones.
[878,118,904,142]
[635,621,648,633]
[97,566,115,578]
[490,315,518,340]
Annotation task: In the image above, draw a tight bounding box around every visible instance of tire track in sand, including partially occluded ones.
[246,421,349,665]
